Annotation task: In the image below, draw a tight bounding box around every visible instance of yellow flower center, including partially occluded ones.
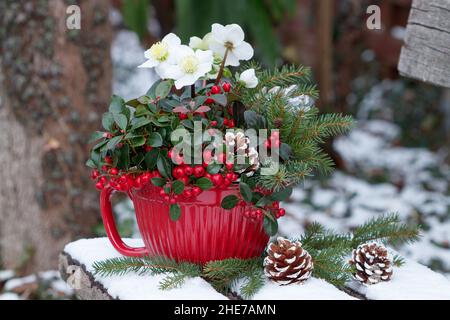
[149,41,169,62]
[180,55,199,74]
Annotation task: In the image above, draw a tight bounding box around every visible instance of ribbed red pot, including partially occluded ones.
[100,183,269,264]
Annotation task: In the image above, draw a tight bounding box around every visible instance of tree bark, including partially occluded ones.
[0,0,112,273]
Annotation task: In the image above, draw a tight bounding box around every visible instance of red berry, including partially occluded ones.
[99,176,107,184]
[95,182,104,190]
[168,149,173,160]
[231,173,239,181]
[205,98,214,104]
[250,210,257,219]
[145,145,153,152]
[228,120,235,128]
[278,208,286,217]
[225,162,234,171]
[223,119,229,126]
[193,165,205,178]
[101,165,108,172]
[273,202,279,209]
[179,176,190,185]
[210,85,221,94]
[204,173,212,179]
[134,176,142,189]
[104,156,112,164]
[153,171,162,178]
[192,186,202,196]
[222,82,231,92]
[173,167,185,179]
[211,174,224,186]
[223,178,232,188]
[244,210,251,218]
[159,189,166,196]
[110,168,119,176]
[238,201,246,207]
[164,195,170,201]
[183,190,192,198]
[170,198,176,204]
[225,172,234,180]
[179,113,188,120]
[210,121,218,127]
[183,166,193,176]
[91,169,100,180]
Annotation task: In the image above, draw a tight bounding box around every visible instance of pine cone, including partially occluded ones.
[263,237,313,285]
[349,242,393,285]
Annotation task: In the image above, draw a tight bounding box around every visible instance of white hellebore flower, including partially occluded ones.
[189,33,213,51]
[164,45,213,89]
[209,23,253,66]
[239,69,259,88]
[138,33,181,79]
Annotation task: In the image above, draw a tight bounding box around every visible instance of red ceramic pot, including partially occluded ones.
[100,183,269,264]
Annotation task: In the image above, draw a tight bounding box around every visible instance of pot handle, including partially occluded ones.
[100,186,147,257]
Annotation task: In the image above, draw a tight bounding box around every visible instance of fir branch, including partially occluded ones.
[352,213,421,247]
[240,270,265,300]
[158,273,190,290]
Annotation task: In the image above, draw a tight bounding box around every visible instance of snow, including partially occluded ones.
[64,238,227,300]
[246,278,356,300]
[4,275,37,291]
[348,258,450,300]
[0,293,21,300]
[0,270,14,282]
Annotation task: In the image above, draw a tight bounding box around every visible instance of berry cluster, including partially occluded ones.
[242,201,285,221]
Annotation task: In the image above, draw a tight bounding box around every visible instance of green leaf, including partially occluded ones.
[109,95,125,114]
[106,136,123,150]
[89,131,106,143]
[263,216,278,236]
[194,177,213,190]
[146,80,161,99]
[157,154,172,179]
[164,185,172,194]
[102,112,115,131]
[145,148,159,170]
[86,159,96,168]
[209,94,227,106]
[221,195,239,210]
[169,204,181,221]
[130,136,146,147]
[206,163,222,174]
[172,180,185,195]
[271,187,293,201]
[93,139,108,151]
[131,118,151,130]
[239,182,253,203]
[151,177,166,187]
[114,113,128,131]
[155,80,172,99]
[181,119,194,130]
[279,143,292,161]
[255,196,272,208]
[147,132,163,147]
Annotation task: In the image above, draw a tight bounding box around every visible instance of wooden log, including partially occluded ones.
[398,0,450,88]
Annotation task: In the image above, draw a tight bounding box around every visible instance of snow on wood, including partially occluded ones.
[60,238,227,300]
[398,0,450,88]
[234,278,357,300]
[347,258,450,300]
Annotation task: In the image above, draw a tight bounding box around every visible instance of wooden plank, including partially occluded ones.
[398,0,450,88]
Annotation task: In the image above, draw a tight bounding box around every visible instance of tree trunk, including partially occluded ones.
[0,0,112,273]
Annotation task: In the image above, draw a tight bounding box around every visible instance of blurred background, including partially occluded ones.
[0,0,449,299]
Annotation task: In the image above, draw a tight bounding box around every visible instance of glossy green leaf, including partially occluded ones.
[172,180,185,195]
[221,195,239,209]
[147,132,163,147]
[239,182,253,203]
[169,204,181,221]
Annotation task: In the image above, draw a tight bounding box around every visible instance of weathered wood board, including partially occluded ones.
[398,0,450,88]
